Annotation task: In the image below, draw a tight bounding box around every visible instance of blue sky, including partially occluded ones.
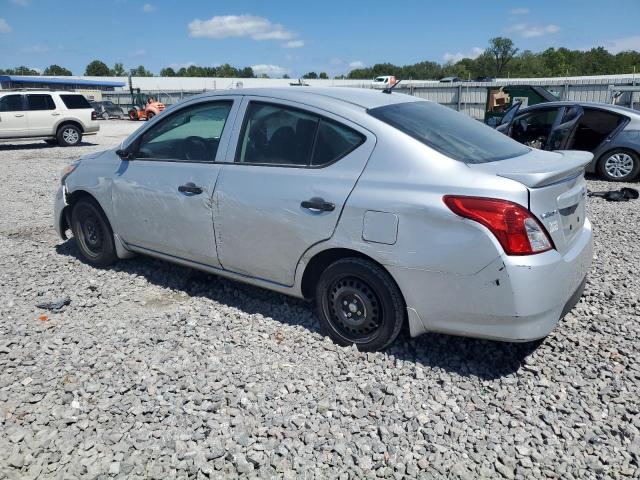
[1,0,640,77]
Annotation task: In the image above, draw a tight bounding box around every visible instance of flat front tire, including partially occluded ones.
[316,258,405,351]
[70,198,118,267]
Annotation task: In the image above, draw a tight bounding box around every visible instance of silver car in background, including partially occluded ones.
[54,88,593,351]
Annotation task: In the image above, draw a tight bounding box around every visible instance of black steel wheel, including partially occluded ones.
[316,258,405,351]
[70,198,118,267]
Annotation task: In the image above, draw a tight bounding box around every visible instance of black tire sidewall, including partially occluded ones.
[597,149,640,182]
[57,125,82,147]
[316,258,405,351]
[70,199,118,267]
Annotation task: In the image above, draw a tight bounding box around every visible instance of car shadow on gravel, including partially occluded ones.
[0,141,98,151]
[56,239,541,380]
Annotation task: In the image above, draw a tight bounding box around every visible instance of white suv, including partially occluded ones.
[0,90,99,146]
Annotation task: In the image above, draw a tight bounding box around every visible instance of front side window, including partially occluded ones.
[60,94,92,109]
[512,109,559,148]
[369,101,530,163]
[237,102,365,167]
[0,95,24,112]
[27,94,56,111]
[137,101,232,162]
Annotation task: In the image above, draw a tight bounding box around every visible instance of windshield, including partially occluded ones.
[369,101,530,163]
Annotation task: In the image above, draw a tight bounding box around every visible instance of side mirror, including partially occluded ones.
[116,149,134,160]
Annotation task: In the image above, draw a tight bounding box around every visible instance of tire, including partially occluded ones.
[56,124,82,147]
[44,139,58,145]
[315,258,405,351]
[597,149,640,182]
[128,109,138,121]
[70,198,118,268]
[146,111,155,121]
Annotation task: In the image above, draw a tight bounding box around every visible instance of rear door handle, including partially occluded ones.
[14,114,24,117]
[178,182,203,195]
[301,197,335,212]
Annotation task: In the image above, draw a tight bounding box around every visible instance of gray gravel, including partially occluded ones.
[0,121,639,479]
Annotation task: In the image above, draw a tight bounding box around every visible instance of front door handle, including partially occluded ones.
[178,182,203,195]
[301,197,335,212]
[14,114,24,117]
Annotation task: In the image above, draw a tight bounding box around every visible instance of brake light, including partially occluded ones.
[91,110,97,120]
[443,196,553,255]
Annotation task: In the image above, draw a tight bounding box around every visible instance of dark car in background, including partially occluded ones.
[497,101,640,182]
[90,100,125,120]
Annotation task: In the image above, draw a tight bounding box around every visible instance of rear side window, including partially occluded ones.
[60,94,92,109]
[27,94,56,111]
[237,102,364,167]
[0,95,24,112]
[312,120,364,166]
[369,101,530,163]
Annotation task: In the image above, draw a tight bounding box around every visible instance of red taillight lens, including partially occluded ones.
[91,110,97,120]
[443,196,553,255]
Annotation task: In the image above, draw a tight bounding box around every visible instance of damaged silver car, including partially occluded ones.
[54,88,593,351]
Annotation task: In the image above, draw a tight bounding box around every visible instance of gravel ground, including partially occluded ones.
[0,121,639,479]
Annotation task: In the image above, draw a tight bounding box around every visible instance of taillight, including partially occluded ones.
[91,110,97,120]
[443,196,553,255]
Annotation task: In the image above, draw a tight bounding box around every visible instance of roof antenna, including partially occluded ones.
[382,79,402,94]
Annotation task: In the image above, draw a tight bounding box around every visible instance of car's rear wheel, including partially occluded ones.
[70,198,118,267]
[57,124,82,147]
[315,258,405,351]
[598,149,640,182]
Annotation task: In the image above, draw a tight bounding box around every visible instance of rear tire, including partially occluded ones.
[597,149,640,182]
[57,124,82,147]
[70,198,118,268]
[315,258,405,351]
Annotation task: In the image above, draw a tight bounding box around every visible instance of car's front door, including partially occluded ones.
[0,94,28,138]
[111,97,240,266]
[546,105,584,151]
[212,98,375,286]
[26,94,60,136]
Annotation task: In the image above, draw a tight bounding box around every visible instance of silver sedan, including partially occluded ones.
[54,88,593,351]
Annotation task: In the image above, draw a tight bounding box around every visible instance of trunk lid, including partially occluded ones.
[469,149,592,254]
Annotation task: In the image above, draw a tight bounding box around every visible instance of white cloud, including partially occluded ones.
[130,48,147,57]
[603,35,640,54]
[189,15,295,41]
[0,18,11,33]
[11,0,29,6]
[349,60,365,69]
[509,7,530,14]
[443,47,484,63]
[282,39,304,48]
[251,64,288,76]
[508,23,559,38]
[142,3,156,13]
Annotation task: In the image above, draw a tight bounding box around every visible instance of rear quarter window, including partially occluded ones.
[60,94,92,109]
[369,101,530,164]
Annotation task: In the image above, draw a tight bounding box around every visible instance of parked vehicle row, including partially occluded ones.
[55,87,593,351]
[0,90,99,146]
[90,100,125,120]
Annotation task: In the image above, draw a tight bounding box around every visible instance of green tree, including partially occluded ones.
[130,65,153,77]
[112,63,126,76]
[487,37,519,77]
[85,60,111,76]
[302,71,318,79]
[319,72,329,79]
[239,67,254,78]
[282,73,291,79]
[43,64,72,76]
[160,67,176,77]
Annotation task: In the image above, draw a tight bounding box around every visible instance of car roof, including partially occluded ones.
[190,87,421,110]
[520,100,640,117]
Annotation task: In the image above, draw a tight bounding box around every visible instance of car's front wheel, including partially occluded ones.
[70,198,118,267]
[316,258,405,351]
[57,124,82,147]
[598,149,640,182]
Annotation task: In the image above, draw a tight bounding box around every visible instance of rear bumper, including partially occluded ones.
[390,218,593,341]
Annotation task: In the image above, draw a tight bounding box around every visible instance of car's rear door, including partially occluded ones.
[111,96,241,266]
[0,94,28,138]
[25,94,60,136]
[212,97,375,286]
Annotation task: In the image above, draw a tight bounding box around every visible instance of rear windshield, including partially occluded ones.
[60,94,92,109]
[369,101,530,163]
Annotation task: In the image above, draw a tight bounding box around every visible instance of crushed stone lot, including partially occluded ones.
[0,121,639,479]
